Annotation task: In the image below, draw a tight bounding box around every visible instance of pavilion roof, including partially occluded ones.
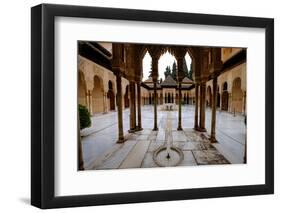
[182,77,193,84]
[160,75,177,87]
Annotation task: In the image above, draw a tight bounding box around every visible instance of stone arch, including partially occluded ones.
[221,82,228,111]
[142,46,196,80]
[232,77,243,113]
[92,75,104,113]
[78,71,87,107]
[107,80,115,110]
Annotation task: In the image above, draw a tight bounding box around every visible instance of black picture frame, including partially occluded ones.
[31,3,274,209]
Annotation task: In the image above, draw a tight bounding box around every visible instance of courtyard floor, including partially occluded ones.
[81,105,246,170]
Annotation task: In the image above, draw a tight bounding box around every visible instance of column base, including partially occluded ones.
[177,126,183,131]
[153,127,158,131]
[135,126,143,131]
[116,137,125,143]
[128,129,136,133]
[196,127,207,132]
[209,136,217,143]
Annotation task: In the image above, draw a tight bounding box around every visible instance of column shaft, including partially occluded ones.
[210,77,218,142]
[116,73,124,143]
[136,82,143,131]
[88,90,93,115]
[153,82,158,131]
[177,81,183,130]
[129,81,136,132]
[103,92,107,113]
[194,83,199,130]
[199,82,206,131]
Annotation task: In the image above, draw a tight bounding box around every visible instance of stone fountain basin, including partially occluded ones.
[153,145,184,167]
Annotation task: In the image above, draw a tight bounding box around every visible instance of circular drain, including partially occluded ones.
[153,145,184,167]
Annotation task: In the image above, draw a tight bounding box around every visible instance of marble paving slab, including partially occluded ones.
[178,151,197,166]
[95,140,137,169]
[172,131,186,142]
[119,140,151,169]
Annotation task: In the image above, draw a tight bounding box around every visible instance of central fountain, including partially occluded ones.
[153,113,184,167]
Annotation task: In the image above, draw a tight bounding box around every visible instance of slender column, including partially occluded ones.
[87,90,93,115]
[103,92,107,114]
[210,77,218,142]
[85,90,89,110]
[228,93,232,112]
[85,91,89,113]
[129,81,136,132]
[199,82,206,131]
[153,81,158,130]
[194,83,199,130]
[177,56,185,130]
[136,82,143,131]
[116,72,124,143]
[243,91,246,114]
[151,56,159,131]
[177,81,183,130]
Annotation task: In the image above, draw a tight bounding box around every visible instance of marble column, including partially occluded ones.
[228,93,232,112]
[194,83,199,130]
[177,80,183,130]
[116,72,124,143]
[151,55,159,131]
[103,92,107,114]
[129,81,136,132]
[177,56,185,130]
[136,82,143,131]
[87,90,93,116]
[199,82,206,131]
[153,81,158,131]
[85,90,89,111]
[210,77,218,143]
[243,91,247,114]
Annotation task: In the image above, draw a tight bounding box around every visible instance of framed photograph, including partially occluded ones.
[31,3,274,209]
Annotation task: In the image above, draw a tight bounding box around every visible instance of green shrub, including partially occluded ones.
[79,104,91,129]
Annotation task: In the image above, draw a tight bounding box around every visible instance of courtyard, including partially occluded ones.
[81,105,246,170]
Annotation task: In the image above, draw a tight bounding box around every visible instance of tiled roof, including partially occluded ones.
[160,75,177,87]
[182,77,193,84]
